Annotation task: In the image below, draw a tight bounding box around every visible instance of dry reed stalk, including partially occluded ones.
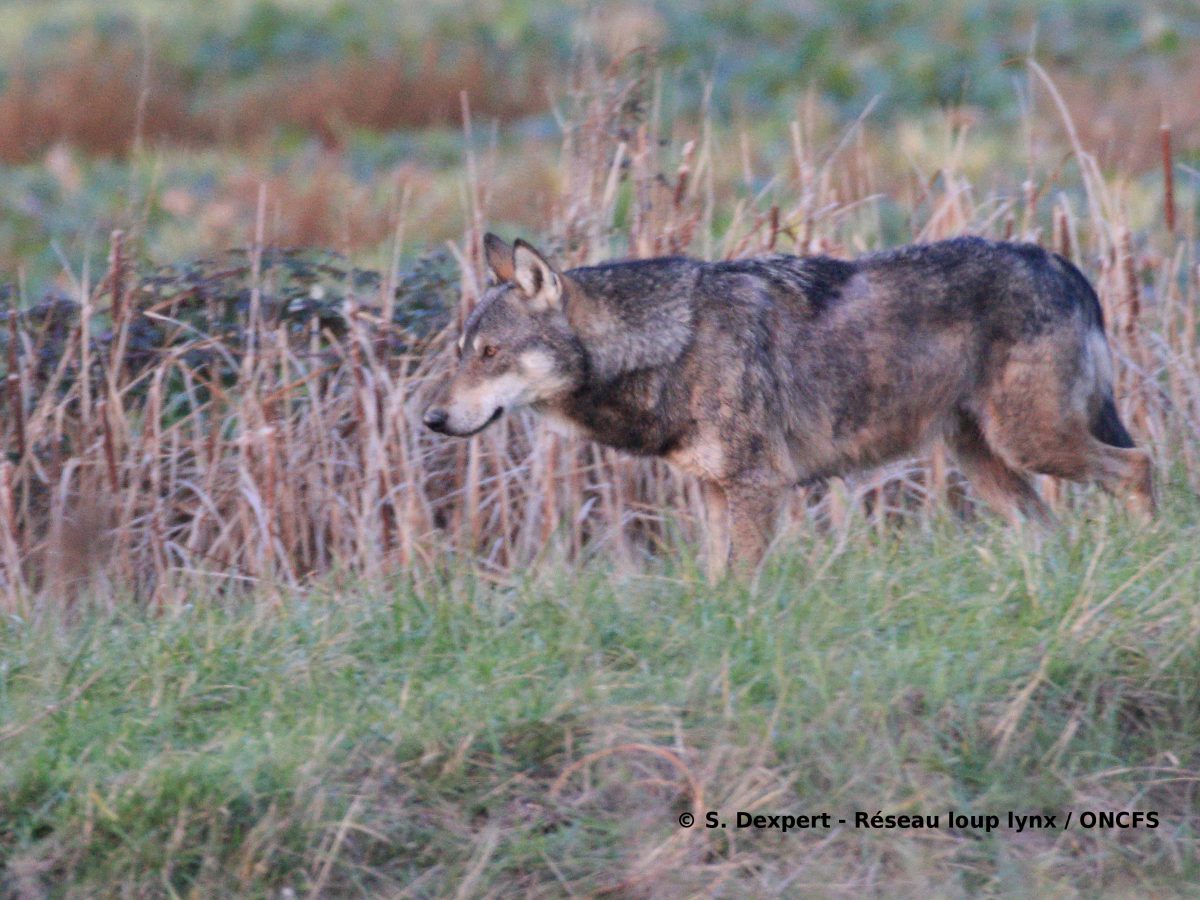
[767,205,781,251]
[1053,202,1073,262]
[1161,111,1175,234]
[1028,60,1107,252]
[1114,223,1152,435]
[382,180,412,325]
[345,304,372,570]
[6,310,24,460]
[394,369,418,569]
[98,398,119,494]
[463,434,482,551]
[109,230,125,330]
[568,445,586,560]
[145,368,168,596]
[1180,263,1200,483]
[493,424,515,568]
[374,351,402,570]
[926,442,947,517]
[0,460,24,606]
[871,482,886,537]
[1189,263,1199,372]
[77,279,93,440]
[1116,225,1142,338]
[247,184,267,366]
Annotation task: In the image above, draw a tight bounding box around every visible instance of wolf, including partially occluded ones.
[423,233,1155,578]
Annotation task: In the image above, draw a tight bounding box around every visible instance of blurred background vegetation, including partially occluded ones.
[1,0,1198,294]
[3,6,1200,893]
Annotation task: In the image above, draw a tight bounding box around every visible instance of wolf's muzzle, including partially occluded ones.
[423,406,504,436]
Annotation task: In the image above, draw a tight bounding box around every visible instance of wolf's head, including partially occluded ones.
[423,234,586,437]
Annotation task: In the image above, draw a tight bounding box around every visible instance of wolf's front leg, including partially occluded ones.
[727,483,784,573]
[699,481,730,581]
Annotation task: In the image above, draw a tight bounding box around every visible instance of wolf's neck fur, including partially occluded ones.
[563,260,698,384]
[527,259,701,455]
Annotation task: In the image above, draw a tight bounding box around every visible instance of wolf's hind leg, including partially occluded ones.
[981,401,1155,522]
[976,341,1155,522]
[947,417,1054,527]
[700,481,730,582]
[1086,397,1156,519]
[1085,440,1156,521]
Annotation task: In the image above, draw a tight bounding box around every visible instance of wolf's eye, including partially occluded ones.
[482,345,499,358]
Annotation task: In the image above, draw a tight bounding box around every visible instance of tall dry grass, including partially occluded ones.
[1,62,1198,611]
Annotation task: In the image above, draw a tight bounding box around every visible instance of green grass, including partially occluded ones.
[3,483,1199,896]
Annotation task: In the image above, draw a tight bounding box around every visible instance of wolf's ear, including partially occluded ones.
[483,232,515,285]
[512,239,563,312]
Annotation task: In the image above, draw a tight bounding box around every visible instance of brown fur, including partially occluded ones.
[424,235,1155,578]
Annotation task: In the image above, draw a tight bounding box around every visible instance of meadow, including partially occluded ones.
[3,501,1199,894]
[2,1,1200,895]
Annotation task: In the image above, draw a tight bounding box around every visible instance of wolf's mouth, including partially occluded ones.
[455,406,504,437]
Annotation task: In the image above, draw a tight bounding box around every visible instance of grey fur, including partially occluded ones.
[424,234,1155,577]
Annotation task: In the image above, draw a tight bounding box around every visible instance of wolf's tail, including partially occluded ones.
[1053,252,1137,450]
[1091,395,1135,448]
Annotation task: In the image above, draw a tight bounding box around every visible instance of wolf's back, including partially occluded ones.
[704,254,859,315]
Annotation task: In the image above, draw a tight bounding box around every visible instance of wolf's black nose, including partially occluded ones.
[423,408,449,433]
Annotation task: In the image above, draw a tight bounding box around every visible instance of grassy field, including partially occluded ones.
[3,483,1199,895]
[2,1,1200,896]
